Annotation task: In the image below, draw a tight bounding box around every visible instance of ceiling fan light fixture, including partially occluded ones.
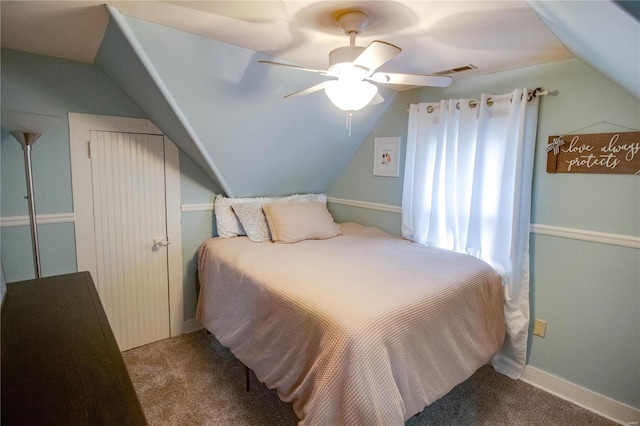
[262,7,449,120]
[328,61,368,80]
[324,79,378,112]
[328,46,366,73]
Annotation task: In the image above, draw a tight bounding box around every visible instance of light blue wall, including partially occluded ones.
[0,222,77,281]
[328,58,640,409]
[0,49,145,282]
[0,50,218,323]
[1,50,147,217]
[179,151,220,319]
[96,7,396,198]
[330,89,423,207]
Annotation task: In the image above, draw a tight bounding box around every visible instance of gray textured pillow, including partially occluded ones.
[232,202,271,243]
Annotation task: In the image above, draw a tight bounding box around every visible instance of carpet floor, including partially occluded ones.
[122,330,615,425]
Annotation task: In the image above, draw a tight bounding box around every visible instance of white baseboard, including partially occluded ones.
[522,365,639,425]
[181,318,203,334]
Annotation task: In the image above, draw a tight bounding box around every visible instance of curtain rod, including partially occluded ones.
[407,87,550,112]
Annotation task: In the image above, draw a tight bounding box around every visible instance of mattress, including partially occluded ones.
[197,222,505,425]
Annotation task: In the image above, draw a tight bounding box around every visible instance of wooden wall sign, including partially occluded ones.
[546,131,640,174]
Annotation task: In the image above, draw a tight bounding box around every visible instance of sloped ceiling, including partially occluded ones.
[527,0,639,101]
[2,1,638,197]
[97,6,394,197]
[1,1,571,77]
[90,1,572,198]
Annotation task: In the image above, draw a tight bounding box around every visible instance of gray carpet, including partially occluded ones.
[122,330,615,425]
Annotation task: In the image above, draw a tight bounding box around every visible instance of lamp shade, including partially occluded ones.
[324,80,378,112]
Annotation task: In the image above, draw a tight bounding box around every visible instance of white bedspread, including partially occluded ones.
[197,222,505,425]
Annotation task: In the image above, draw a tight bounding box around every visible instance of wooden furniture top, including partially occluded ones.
[1,271,147,425]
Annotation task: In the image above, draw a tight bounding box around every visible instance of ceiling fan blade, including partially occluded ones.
[369,93,385,106]
[258,60,328,75]
[369,72,453,88]
[284,82,327,99]
[353,41,402,73]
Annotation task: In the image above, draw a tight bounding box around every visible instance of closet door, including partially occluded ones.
[88,131,171,350]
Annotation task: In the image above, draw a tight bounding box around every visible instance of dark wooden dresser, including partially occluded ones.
[1,271,147,425]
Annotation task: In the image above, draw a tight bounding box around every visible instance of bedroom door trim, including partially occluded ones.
[69,112,183,339]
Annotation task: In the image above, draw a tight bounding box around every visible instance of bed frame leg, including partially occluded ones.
[245,366,250,391]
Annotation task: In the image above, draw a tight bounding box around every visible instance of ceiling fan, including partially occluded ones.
[259,10,453,113]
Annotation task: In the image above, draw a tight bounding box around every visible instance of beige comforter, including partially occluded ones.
[197,222,505,425]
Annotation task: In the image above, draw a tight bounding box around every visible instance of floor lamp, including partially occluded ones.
[2,110,61,279]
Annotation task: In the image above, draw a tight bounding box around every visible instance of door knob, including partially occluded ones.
[153,238,170,249]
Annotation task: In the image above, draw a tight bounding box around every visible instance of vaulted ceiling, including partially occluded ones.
[1,1,638,197]
[2,1,573,76]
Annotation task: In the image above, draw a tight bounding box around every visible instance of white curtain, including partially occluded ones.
[402,89,540,379]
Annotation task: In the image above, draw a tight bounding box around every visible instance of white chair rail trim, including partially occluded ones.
[327,196,402,214]
[1,213,75,227]
[326,197,639,249]
[181,203,215,212]
[530,223,639,249]
[15,202,633,249]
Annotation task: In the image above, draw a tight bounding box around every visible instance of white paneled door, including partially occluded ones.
[70,113,183,353]
[89,130,170,350]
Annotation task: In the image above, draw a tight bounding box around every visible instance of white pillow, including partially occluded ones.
[215,193,327,238]
[263,202,340,243]
[231,202,271,243]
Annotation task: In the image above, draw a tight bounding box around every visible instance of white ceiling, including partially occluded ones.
[1,1,572,82]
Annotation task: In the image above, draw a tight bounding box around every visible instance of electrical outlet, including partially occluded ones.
[533,319,547,337]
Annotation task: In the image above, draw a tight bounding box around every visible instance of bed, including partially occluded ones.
[197,221,505,425]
